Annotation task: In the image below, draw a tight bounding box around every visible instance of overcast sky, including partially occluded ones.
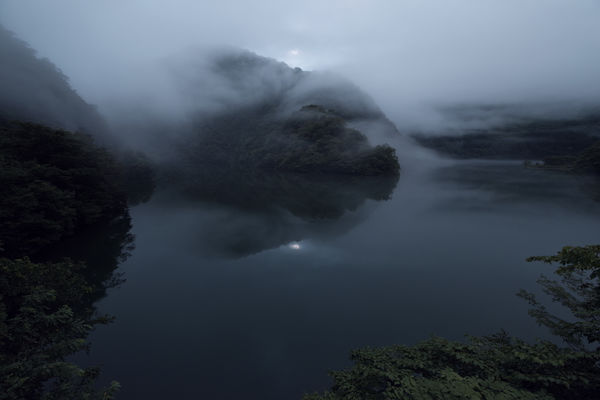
[2,0,600,125]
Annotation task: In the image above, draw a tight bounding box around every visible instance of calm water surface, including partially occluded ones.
[81,160,600,399]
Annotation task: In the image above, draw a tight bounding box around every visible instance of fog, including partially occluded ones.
[0,24,108,136]
[2,0,599,133]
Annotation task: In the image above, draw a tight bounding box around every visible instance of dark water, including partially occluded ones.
[81,161,600,399]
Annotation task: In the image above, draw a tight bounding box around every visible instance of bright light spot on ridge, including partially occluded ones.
[289,243,301,250]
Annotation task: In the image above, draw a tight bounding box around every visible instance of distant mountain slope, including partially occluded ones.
[413,112,600,160]
[0,25,107,137]
[169,48,395,124]
[162,49,401,175]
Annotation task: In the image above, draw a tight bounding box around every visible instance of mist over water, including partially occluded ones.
[2,2,600,399]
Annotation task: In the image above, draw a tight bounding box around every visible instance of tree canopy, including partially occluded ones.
[0,258,120,400]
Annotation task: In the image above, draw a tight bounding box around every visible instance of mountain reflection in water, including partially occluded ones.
[430,161,600,212]
[152,169,399,257]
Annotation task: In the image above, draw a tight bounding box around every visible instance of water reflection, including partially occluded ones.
[39,214,135,304]
[431,161,600,211]
[84,161,600,400]
[155,169,399,257]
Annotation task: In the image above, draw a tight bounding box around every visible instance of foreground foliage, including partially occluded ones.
[305,335,597,400]
[306,245,600,400]
[0,258,119,400]
[519,245,600,351]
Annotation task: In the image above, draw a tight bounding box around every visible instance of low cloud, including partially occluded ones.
[1,0,599,132]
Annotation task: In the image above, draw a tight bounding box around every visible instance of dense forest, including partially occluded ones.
[181,104,400,176]
[0,122,126,258]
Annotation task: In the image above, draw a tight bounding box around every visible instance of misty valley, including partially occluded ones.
[2,16,600,400]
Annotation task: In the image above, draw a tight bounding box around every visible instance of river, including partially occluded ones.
[78,159,600,399]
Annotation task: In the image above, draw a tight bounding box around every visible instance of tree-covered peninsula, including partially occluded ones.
[181,104,400,176]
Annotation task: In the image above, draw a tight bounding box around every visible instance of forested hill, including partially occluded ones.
[413,112,600,160]
[181,104,400,176]
[0,120,155,258]
[0,121,127,258]
[171,48,397,125]
[157,49,401,176]
[0,25,107,138]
